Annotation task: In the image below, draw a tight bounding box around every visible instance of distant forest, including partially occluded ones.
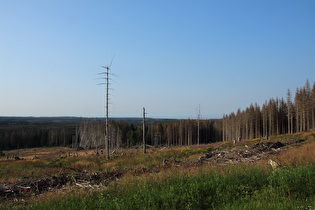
[222,80,315,141]
[0,80,314,151]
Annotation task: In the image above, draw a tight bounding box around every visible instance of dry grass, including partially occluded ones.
[2,132,315,207]
[278,137,315,166]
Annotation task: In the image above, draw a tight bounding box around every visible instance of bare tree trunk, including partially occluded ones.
[142,107,146,153]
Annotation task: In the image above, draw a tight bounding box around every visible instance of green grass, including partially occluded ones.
[14,164,315,210]
[2,134,315,209]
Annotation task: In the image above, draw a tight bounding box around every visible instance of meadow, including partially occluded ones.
[1,132,315,209]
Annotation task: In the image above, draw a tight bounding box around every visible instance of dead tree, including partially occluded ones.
[143,107,146,153]
[99,59,113,160]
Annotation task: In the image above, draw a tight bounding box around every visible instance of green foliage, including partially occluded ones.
[178,145,214,158]
[0,160,39,181]
[47,157,72,168]
[23,165,315,210]
[268,165,315,199]
[126,127,142,146]
[32,161,48,168]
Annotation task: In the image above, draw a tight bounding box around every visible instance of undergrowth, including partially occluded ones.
[2,133,315,209]
[11,164,315,210]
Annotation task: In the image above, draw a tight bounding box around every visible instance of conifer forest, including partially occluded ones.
[1,80,314,151]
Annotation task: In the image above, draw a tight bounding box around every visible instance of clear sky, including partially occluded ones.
[1,0,315,119]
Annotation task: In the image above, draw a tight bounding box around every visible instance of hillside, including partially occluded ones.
[1,131,315,209]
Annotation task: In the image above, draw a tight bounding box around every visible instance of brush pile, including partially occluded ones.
[199,141,287,164]
[0,169,123,201]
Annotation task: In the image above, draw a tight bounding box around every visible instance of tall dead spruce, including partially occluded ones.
[143,107,146,153]
[99,60,113,160]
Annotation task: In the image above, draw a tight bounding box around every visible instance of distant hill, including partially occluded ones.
[0,116,179,127]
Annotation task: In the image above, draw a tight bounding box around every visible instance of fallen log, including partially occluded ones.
[16,185,31,190]
[0,185,12,193]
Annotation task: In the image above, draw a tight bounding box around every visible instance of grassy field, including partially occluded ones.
[1,132,315,209]
[27,165,315,210]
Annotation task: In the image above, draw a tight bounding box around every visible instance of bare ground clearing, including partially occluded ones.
[0,136,310,202]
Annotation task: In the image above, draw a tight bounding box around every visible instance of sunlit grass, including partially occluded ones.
[2,132,315,209]
[17,163,315,210]
[278,137,315,166]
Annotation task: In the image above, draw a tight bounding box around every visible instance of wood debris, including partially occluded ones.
[0,169,123,201]
[199,141,286,164]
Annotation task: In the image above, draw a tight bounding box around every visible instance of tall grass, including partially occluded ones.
[19,164,315,210]
[2,136,315,209]
[278,138,315,166]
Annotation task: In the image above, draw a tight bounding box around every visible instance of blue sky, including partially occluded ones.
[1,0,315,119]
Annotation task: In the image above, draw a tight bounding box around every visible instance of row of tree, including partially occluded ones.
[1,80,314,150]
[75,119,221,149]
[0,118,78,150]
[0,127,75,150]
[222,80,315,141]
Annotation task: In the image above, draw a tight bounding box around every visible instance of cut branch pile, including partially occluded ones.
[199,141,287,164]
[0,169,123,201]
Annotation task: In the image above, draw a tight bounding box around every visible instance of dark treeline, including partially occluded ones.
[222,80,315,141]
[1,80,314,151]
[0,117,221,150]
[0,117,80,150]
